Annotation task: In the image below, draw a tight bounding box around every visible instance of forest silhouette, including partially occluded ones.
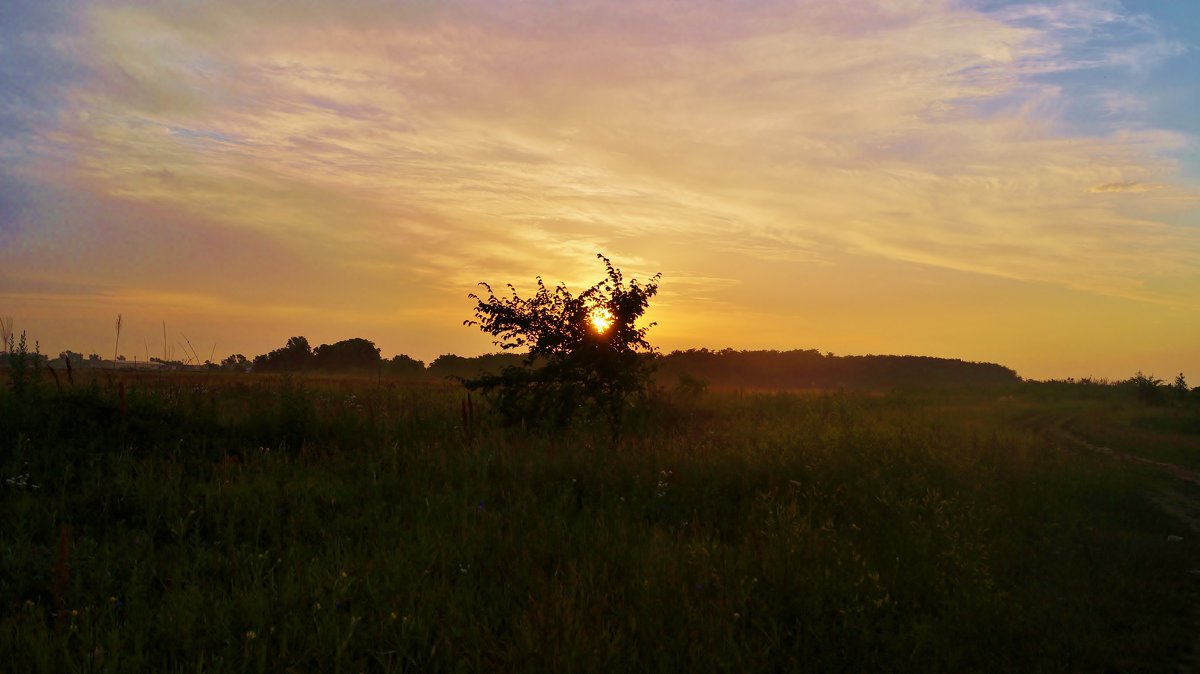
[238,338,1017,390]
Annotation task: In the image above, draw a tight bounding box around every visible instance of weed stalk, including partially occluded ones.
[53,525,71,635]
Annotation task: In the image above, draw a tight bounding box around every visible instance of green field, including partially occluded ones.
[2,372,1200,672]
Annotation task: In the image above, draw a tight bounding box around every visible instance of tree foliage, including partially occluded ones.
[463,254,661,430]
[251,336,424,375]
[386,353,426,376]
[657,349,1021,389]
[220,354,251,372]
[1128,371,1165,405]
[253,336,313,373]
[312,338,381,372]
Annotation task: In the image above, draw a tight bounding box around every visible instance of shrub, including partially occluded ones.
[463,254,661,432]
[1128,371,1164,406]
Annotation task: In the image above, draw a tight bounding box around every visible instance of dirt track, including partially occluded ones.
[1042,419,1200,672]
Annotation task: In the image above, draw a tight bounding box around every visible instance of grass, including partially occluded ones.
[1,371,1198,672]
[1067,405,1200,471]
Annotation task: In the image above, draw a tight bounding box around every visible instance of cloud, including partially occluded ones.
[5,0,1198,329]
[1088,181,1163,193]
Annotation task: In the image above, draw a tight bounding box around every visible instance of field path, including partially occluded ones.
[1051,423,1200,487]
[1039,417,1200,672]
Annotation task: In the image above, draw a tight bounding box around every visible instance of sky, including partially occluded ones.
[1,0,1198,380]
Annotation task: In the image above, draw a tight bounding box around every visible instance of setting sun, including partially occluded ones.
[3,2,1200,669]
[590,307,614,333]
[0,0,1196,381]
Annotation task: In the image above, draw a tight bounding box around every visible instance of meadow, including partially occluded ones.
[2,369,1199,672]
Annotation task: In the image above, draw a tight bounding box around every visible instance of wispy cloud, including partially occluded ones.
[1089,181,1163,193]
[1,0,1197,374]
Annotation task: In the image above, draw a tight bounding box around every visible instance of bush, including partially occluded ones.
[1128,371,1164,406]
[463,254,660,432]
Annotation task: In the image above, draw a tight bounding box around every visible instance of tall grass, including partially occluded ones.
[0,372,1196,672]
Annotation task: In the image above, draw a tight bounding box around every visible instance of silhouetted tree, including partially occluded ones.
[253,336,312,372]
[58,351,84,367]
[312,338,381,372]
[1128,371,1165,405]
[655,349,1019,390]
[1171,373,1192,405]
[221,354,251,372]
[427,353,524,380]
[386,353,426,376]
[464,254,661,432]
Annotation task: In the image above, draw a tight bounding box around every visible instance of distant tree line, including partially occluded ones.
[359,347,1022,390]
[8,333,1197,405]
[237,337,535,378]
[654,348,1021,390]
[246,336,425,376]
[1123,371,1199,406]
[424,353,526,380]
[204,339,1030,388]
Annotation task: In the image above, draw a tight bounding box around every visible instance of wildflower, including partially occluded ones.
[24,600,35,609]
[390,612,398,621]
[70,609,79,618]
[4,472,37,489]
[314,602,322,611]
[245,630,257,641]
[108,596,117,604]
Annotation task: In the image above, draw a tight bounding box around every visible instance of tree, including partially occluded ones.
[1171,372,1192,405]
[386,353,426,376]
[427,353,523,380]
[252,336,312,372]
[312,338,382,372]
[59,351,84,367]
[1129,371,1164,405]
[221,354,251,372]
[464,254,661,431]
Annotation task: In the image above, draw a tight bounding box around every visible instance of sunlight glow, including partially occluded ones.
[590,307,614,334]
[0,1,1196,379]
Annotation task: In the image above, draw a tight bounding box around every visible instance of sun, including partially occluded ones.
[589,306,614,333]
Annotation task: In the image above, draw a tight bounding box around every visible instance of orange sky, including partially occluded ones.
[2,1,1198,380]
